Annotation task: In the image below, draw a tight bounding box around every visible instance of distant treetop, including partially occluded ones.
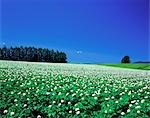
[121,56,131,63]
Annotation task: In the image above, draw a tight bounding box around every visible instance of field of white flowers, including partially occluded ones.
[0,60,150,118]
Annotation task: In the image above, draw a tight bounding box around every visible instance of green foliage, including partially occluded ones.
[0,61,150,118]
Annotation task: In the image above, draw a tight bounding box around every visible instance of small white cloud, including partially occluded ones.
[76,51,82,54]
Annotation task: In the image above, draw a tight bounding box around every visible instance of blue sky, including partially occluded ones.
[1,0,149,63]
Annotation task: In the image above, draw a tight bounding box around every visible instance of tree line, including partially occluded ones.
[0,46,67,63]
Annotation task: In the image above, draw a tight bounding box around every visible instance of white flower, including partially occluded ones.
[24,104,27,107]
[131,100,136,103]
[104,110,107,113]
[141,99,145,103]
[58,92,61,95]
[18,92,21,95]
[94,97,98,100]
[86,93,89,96]
[66,93,69,96]
[68,102,71,105]
[37,115,42,118]
[129,104,132,107]
[138,93,141,95]
[76,111,80,114]
[115,101,118,103]
[69,110,72,113]
[27,98,30,101]
[80,93,83,96]
[97,92,100,95]
[46,92,50,95]
[14,99,17,102]
[61,100,64,103]
[75,108,79,111]
[121,112,125,115]
[92,94,95,96]
[53,101,56,104]
[128,91,131,95]
[48,105,52,108]
[135,106,141,109]
[54,87,57,90]
[23,93,26,96]
[105,98,109,101]
[144,96,148,99]
[11,91,14,94]
[72,93,76,96]
[58,103,61,106]
[3,110,8,114]
[10,112,15,116]
[127,109,130,113]
[137,110,140,114]
[111,96,115,99]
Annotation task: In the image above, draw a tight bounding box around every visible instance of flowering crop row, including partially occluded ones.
[0,61,150,118]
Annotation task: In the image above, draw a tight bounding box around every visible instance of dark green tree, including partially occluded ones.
[121,56,131,63]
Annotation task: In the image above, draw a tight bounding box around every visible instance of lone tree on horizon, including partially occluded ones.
[121,56,131,63]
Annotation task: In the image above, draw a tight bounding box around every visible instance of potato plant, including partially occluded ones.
[0,61,150,118]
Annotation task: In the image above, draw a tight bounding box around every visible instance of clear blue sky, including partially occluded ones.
[1,0,149,63]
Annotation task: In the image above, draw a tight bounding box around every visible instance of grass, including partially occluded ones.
[101,63,150,70]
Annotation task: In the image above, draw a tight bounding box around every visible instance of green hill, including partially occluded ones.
[101,63,150,70]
